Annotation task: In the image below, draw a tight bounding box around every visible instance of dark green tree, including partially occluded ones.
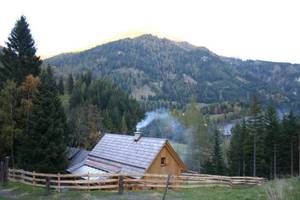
[228,120,248,176]
[264,105,280,179]
[247,93,265,177]
[58,77,64,95]
[68,76,144,133]
[120,114,128,134]
[0,16,41,87]
[281,111,298,177]
[68,104,102,149]
[67,74,74,94]
[18,67,68,173]
[211,129,224,175]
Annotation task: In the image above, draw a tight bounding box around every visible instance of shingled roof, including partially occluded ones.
[67,147,90,168]
[67,133,167,175]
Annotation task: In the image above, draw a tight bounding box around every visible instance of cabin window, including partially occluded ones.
[161,157,167,166]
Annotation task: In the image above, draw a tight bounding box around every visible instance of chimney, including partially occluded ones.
[134,131,142,142]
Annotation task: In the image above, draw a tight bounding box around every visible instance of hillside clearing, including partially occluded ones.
[0,178,299,200]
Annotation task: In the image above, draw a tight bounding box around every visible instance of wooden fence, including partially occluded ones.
[8,169,266,192]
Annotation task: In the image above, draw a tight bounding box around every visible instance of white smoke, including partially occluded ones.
[136,109,170,131]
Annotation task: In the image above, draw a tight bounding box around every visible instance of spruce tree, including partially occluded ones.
[264,105,280,179]
[67,74,74,94]
[228,121,248,176]
[212,129,224,175]
[18,67,68,173]
[58,77,64,95]
[281,111,298,177]
[0,16,41,87]
[247,93,265,177]
[121,114,128,133]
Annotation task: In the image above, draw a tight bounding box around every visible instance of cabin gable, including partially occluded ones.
[146,143,186,175]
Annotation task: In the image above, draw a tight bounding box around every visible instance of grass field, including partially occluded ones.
[0,178,299,200]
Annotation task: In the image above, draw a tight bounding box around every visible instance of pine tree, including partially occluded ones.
[68,104,101,149]
[58,77,64,95]
[228,120,248,176]
[264,105,280,179]
[18,67,68,173]
[0,16,41,87]
[121,114,128,134]
[212,129,224,175]
[247,93,265,177]
[281,111,298,177]
[67,74,74,94]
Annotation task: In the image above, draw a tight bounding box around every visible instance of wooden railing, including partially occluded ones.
[8,169,266,192]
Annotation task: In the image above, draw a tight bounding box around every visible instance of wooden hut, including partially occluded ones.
[67,133,186,176]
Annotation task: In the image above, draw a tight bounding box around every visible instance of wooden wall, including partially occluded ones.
[146,146,183,176]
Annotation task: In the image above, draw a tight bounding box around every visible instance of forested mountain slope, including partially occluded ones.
[46,34,300,109]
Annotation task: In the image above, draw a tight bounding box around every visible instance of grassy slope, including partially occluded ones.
[0,178,299,200]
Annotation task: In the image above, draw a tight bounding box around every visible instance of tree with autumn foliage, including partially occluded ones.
[0,80,22,167]
[20,75,40,115]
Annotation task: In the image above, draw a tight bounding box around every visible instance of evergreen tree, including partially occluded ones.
[247,93,265,177]
[211,129,224,175]
[228,120,248,176]
[18,67,68,173]
[68,104,101,149]
[67,74,74,94]
[121,114,128,133]
[281,111,298,176]
[58,77,64,95]
[68,76,144,133]
[264,105,280,179]
[0,16,41,87]
[81,70,92,86]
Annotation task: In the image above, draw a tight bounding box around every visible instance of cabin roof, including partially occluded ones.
[67,133,185,175]
[67,147,90,168]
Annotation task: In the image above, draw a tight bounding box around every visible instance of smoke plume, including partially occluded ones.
[136,109,170,131]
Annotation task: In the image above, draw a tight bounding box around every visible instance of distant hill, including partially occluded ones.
[45,34,300,110]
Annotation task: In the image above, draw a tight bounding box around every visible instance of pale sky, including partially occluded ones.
[1,0,300,63]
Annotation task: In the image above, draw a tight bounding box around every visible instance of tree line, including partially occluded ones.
[62,71,144,149]
[228,95,300,178]
[172,95,299,179]
[0,16,144,172]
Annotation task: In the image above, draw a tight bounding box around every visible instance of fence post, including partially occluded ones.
[57,173,61,193]
[3,156,9,186]
[87,172,90,192]
[162,174,171,200]
[21,169,25,183]
[0,161,4,186]
[46,177,51,195]
[32,171,36,190]
[118,175,124,194]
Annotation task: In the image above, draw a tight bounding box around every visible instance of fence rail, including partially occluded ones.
[7,168,266,192]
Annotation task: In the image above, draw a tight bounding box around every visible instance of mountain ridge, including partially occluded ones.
[45,34,300,110]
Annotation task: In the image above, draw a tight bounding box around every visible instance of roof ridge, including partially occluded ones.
[104,133,168,141]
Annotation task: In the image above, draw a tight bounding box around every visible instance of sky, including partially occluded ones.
[1,0,300,63]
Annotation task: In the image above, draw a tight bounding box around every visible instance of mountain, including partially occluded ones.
[45,34,300,110]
